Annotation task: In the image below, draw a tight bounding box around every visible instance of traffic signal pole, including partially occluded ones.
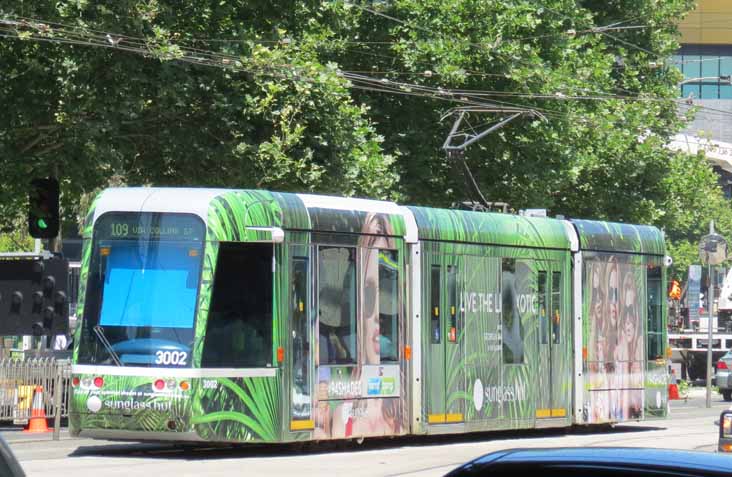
[49,165,61,254]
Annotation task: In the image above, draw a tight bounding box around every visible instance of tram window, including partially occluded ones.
[552,272,561,344]
[201,242,273,368]
[538,271,548,345]
[502,259,524,364]
[318,247,356,365]
[378,250,399,362]
[647,264,664,359]
[431,265,440,344]
[448,265,458,343]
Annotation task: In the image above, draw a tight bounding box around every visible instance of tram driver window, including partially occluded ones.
[318,247,357,365]
[201,243,273,368]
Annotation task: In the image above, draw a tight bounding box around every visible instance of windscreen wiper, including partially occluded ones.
[93,325,124,366]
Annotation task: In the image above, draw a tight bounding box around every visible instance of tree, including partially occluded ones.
[2,0,728,269]
[0,0,399,234]
[322,1,696,215]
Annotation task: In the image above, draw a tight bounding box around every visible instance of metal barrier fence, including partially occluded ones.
[0,358,71,433]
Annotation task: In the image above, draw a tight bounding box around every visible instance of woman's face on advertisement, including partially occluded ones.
[363,248,381,364]
[608,267,619,326]
[362,218,388,365]
[595,334,607,361]
[591,267,602,316]
[623,287,637,339]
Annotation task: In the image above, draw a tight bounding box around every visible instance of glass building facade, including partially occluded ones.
[674,45,732,99]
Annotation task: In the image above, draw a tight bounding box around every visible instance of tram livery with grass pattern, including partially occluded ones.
[69,188,670,442]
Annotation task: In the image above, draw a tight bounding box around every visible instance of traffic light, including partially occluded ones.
[28,178,59,239]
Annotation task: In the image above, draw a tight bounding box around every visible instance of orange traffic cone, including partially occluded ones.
[24,386,50,433]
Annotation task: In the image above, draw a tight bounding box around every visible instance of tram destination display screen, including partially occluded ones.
[96,213,205,242]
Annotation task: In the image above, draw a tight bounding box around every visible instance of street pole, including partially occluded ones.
[707,262,714,408]
[699,220,727,409]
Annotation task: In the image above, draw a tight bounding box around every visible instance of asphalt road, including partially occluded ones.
[5,388,731,477]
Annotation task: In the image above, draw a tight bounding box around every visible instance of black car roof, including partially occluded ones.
[446,447,732,476]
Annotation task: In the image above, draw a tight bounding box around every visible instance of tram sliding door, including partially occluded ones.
[536,264,567,421]
[290,246,314,431]
[425,256,463,425]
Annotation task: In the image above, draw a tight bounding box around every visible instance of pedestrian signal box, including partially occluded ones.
[28,178,60,239]
[0,257,69,335]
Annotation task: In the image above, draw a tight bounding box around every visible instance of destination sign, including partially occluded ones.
[96,213,205,241]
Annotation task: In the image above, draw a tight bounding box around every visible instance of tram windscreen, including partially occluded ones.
[77,212,205,367]
[99,243,198,328]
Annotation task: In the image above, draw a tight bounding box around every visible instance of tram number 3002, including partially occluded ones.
[155,351,188,366]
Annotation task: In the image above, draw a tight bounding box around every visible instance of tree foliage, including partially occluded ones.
[1,0,729,275]
[0,0,398,235]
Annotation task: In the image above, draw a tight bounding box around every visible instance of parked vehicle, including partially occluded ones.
[715,351,732,401]
[720,410,732,453]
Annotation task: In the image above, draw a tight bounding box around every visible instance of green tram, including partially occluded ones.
[70,188,670,442]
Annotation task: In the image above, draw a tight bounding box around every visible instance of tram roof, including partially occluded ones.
[88,188,417,241]
[406,206,573,250]
[87,189,664,255]
[571,219,665,256]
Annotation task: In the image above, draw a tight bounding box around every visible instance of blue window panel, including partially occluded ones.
[671,55,684,72]
[683,55,702,80]
[720,57,732,99]
[701,84,719,99]
[100,242,201,328]
[721,84,732,99]
[721,56,732,75]
[681,84,699,98]
[701,55,720,78]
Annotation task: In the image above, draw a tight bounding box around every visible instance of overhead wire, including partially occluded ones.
[349,3,648,47]
[4,13,728,125]
[530,2,662,58]
[3,19,726,119]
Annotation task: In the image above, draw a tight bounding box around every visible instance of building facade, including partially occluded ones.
[673,0,732,197]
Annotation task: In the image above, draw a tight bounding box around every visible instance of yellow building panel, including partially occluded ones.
[696,0,732,11]
[679,0,732,44]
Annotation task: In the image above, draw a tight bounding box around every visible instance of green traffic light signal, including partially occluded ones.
[28,178,59,239]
